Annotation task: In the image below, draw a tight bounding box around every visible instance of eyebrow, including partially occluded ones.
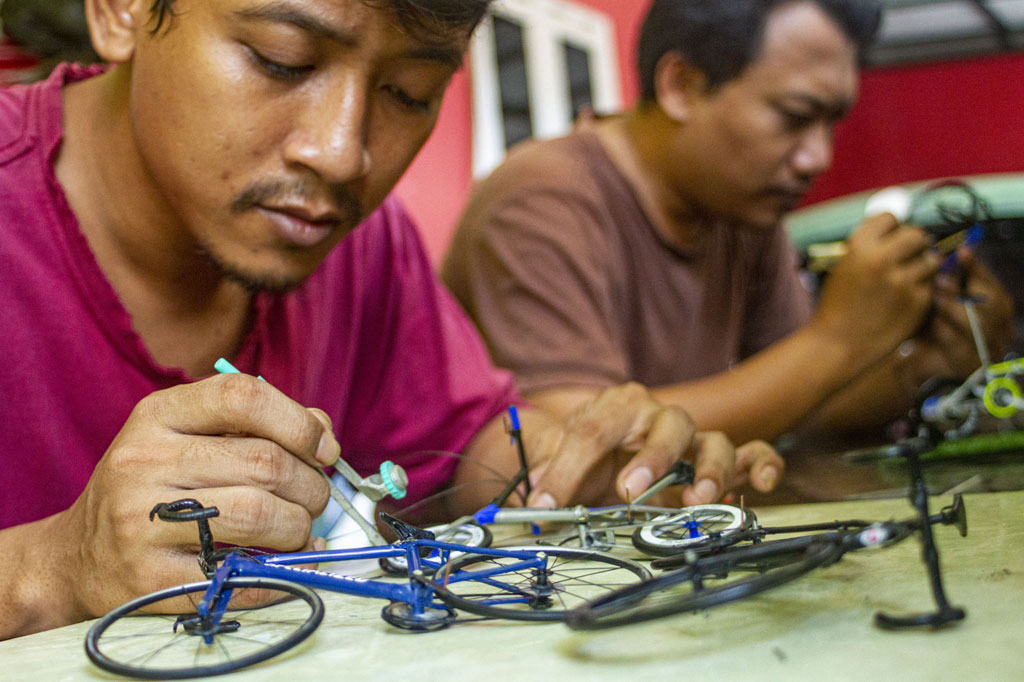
[779,93,853,121]
[235,1,465,68]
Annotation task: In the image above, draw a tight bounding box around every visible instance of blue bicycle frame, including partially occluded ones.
[194,540,554,644]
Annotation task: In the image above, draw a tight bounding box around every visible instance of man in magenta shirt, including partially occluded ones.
[0,0,783,638]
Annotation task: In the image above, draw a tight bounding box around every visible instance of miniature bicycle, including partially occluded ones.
[461,499,749,554]
[916,281,1024,439]
[920,354,1024,439]
[567,492,967,631]
[423,408,751,556]
[85,499,650,679]
[450,459,744,554]
[568,435,969,632]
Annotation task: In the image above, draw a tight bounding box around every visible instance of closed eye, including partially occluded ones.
[781,110,815,130]
[248,47,313,81]
[383,84,432,114]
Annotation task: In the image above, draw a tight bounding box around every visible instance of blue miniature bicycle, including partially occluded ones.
[422,413,750,557]
[85,499,650,679]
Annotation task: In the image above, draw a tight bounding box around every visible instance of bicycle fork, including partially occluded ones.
[874,439,966,629]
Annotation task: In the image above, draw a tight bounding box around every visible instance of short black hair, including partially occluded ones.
[636,0,883,101]
[148,0,493,39]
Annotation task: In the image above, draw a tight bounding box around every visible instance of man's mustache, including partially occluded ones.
[231,180,362,225]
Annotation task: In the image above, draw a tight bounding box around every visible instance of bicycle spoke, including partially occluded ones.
[132,632,195,667]
[433,547,649,622]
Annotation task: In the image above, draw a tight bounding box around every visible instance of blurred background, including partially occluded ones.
[0,0,96,84]
[4,0,1021,264]
[393,0,1024,263]
[3,0,1022,501]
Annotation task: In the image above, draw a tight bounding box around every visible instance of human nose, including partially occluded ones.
[790,122,833,178]
[284,76,372,184]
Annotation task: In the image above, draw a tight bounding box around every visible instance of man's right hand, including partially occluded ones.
[6,374,334,637]
[812,213,942,370]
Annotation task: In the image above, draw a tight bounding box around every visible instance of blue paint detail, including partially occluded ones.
[474,504,500,525]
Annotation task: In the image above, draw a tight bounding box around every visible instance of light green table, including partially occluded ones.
[2,491,1022,682]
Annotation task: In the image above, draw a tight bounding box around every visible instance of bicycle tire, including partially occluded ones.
[379,520,493,575]
[85,576,324,679]
[567,536,840,630]
[631,504,750,556]
[431,546,650,622]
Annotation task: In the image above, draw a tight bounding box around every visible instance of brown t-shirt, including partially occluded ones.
[443,130,812,394]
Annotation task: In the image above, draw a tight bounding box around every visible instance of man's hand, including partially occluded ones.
[914,248,1013,375]
[37,374,333,631]
[813,213,941,370]
[512,383,783,508]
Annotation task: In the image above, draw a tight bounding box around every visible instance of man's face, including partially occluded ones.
[128,0,467,289]
[670,1,860,229]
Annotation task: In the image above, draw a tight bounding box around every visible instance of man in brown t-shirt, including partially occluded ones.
[444,0,1011,501]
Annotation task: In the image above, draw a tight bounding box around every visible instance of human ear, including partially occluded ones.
[653,52,707,124]
[84,0,146,63]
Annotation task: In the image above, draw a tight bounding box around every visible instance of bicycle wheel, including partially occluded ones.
[86,577,324,679]
[567,535,839,630]
[632,504,750,556]
[432,546,650,622]
[379,520,493,575]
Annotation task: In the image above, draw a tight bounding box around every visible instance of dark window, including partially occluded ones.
[564,41,594,118]
[493,16,532,148]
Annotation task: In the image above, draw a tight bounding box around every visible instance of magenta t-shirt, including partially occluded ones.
[0,64,518,529]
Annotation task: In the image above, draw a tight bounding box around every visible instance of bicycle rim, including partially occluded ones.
[432,546,650,622]
[632,504,748,556]
[85,576,324,679]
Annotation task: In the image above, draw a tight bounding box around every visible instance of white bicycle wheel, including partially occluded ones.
[633,504,748,555]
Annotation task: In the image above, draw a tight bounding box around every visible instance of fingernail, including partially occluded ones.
[316,431,340,466]
[310,408,334,432]
[761,466,779,489]
[622,467,654,497]
[312,536,326,551]
[694,479,718,503]
[528,492,557,509]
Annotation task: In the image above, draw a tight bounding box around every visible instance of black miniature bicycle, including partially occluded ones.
[567,436,969,632]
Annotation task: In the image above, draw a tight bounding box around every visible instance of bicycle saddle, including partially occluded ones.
[379,512,436,542]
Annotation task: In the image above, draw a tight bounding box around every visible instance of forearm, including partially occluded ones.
[450,411,528,515]
[450,408,564,515]
[809,328,987,433]
[0,514,80,639]
[803,352,915,432]
[642,322,884,443]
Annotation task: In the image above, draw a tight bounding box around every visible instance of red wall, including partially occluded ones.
[396,2,1024,264]
[801,53,1024,206]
